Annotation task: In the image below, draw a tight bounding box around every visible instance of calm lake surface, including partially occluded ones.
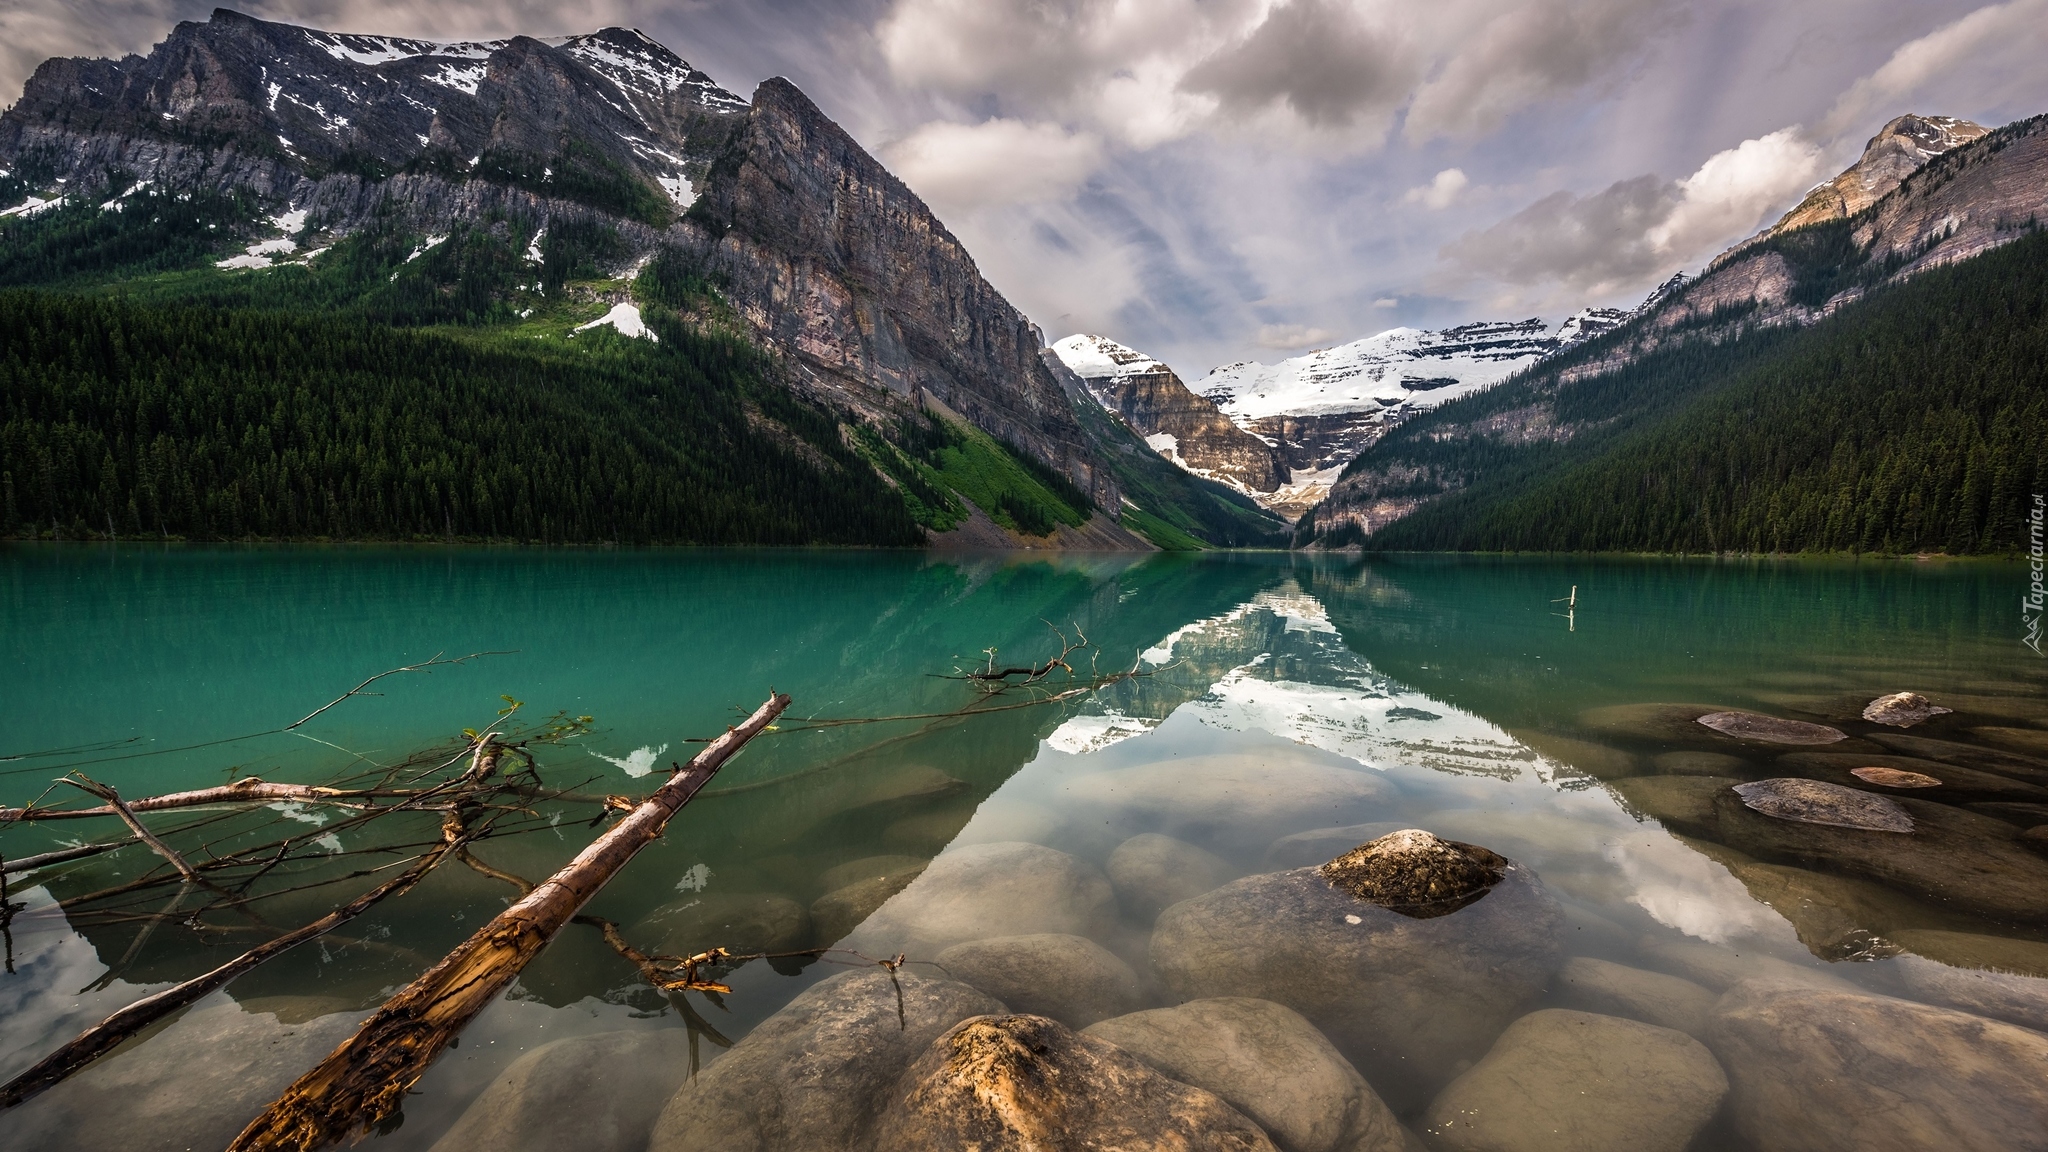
[2,547,2044,1151]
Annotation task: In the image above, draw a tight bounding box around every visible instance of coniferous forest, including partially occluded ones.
[1331,228,2048,555]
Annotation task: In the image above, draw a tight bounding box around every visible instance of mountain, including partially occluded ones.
[0,9,1173,548]
[1300,110,2048,553]
[1764,114,1987,237]
[1049,334,1289,495]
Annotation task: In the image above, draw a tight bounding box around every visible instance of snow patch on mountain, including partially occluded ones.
[574,302,656,341]
[1193,320,1559,422]
[304,31,502,66]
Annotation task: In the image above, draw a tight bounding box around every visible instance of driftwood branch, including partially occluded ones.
[61,777,202,885]
[1,779,362,823]
[227,693,790,1152]
[1,839,135,875]
[0,844,458,1110]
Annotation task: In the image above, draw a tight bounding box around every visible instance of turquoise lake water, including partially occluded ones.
[1,547,2043,1150]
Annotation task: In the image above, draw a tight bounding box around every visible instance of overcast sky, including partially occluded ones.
[8,0,2048,377]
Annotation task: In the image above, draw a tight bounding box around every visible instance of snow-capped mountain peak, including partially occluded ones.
[1051,333,1168,383]
[1193,318,1556,422]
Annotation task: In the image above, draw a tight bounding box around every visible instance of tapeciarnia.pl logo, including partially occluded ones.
[2027,494,2045,655]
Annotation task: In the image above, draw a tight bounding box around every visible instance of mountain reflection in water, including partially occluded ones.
[2,549,2042,1150]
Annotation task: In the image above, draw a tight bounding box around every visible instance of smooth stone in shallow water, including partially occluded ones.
[647,969,1003,1152]
[1698,711,1847,745]
[872,1013,1277,1152]
[811,857,930,942]
[1779,750,2048,802]
[429,1030,689,1152]
[1107,833,1236,921]
[1971,726,2048,756]
[1511,730,1639,780]
[1634,936,1855,993]
[1552,957,1718,1036]
[934,933,1141,1028]
[1623,775,2048,926]
[1706,981,2048,1152]
[1263,822,1408,869]
[2026,825,2048,855]
[631,891,811,957]
[1893,954,2048,1033]
[1733,778,1914,833]
[1578,703,1748,745]
[1650,750,1754,776]
[1850,765,1942,788]
[1065,753,1395,851]
[1967,800,2048,826]
[1891,927,2048,976]
[1724,861,1962,962]
[1423,1009,1728,1152]
[1319,829,1507,918]
[1083,998,1407,1152]
[1863,732,2048,784]
[842,841,1116,956]
[1861,692,1954,727]
[3,1000,366,1152]
[1150,860,1564,1111]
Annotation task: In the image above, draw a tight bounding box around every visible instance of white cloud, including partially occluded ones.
[1404,167,1469,209]
[1256,322,1336,348]
[1646,128,1824,255]
[871,0,1680,152]
[1820,0,2048,141]
[882,118,1106,211]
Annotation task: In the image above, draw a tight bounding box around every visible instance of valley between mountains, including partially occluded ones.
[0,13,2043,555]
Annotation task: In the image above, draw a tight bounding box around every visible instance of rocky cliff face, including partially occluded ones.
[1765,115,1987,236]
[1050,334,1288,495]
[1303,108,2048,546]
[0,8,1120,511]
[1564,111,2040,384]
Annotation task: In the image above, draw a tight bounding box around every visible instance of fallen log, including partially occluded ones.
[0,839,134,875]
[1,778,365,823]
[0,843,458,1110]
[227,693,790,1152]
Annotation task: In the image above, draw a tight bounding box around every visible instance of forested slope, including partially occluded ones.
[1354,228,2048,554]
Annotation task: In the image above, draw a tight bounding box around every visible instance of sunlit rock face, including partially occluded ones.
[1051,334,1289,495]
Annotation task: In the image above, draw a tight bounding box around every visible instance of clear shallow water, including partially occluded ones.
[1,547,2044,1150]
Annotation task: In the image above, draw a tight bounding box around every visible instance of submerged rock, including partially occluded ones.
[1084,998,1408,1152]
[1634,936,1855,993]
[1552,957,1718,1036]
[1968,800,2048,826]
[1892,928,2048,976]
[430,1030,690,1152]
[934,933,1142,1028]
[1732,778,1915,832]
[872,1013,1277,1151]
[646,969,1003,1152]
[1893,954,2048,1033]
[1649,751,1754,776]
[3,999,366,1152]
[630,891,811,957]
[1579,703,1749,745]
[1065,753,1395,851]
[1150,846,1563,1111]
[1107,833,1237,921]
[1849,765,1942,788]
[1722,861,1949,962]
[1319,829,1507,918]
[1779,750,2048,802]
[1263,822,1408,869]
[1616,775,2048,924]
[1971,726,2048,757]
[1861,692,1954,728]
[811,857,930,943]
[1512,730,1639,780]
[1864,732,2048,784]
[1423,1009,1728,1152]
[1697,711,1848,745]
[841,841,1116,956]
[1706,981,2048,1152]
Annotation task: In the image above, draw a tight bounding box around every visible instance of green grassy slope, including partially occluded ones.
[1360,228,2048,554]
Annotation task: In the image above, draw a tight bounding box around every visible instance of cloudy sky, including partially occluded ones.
[8,0,2047,377]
